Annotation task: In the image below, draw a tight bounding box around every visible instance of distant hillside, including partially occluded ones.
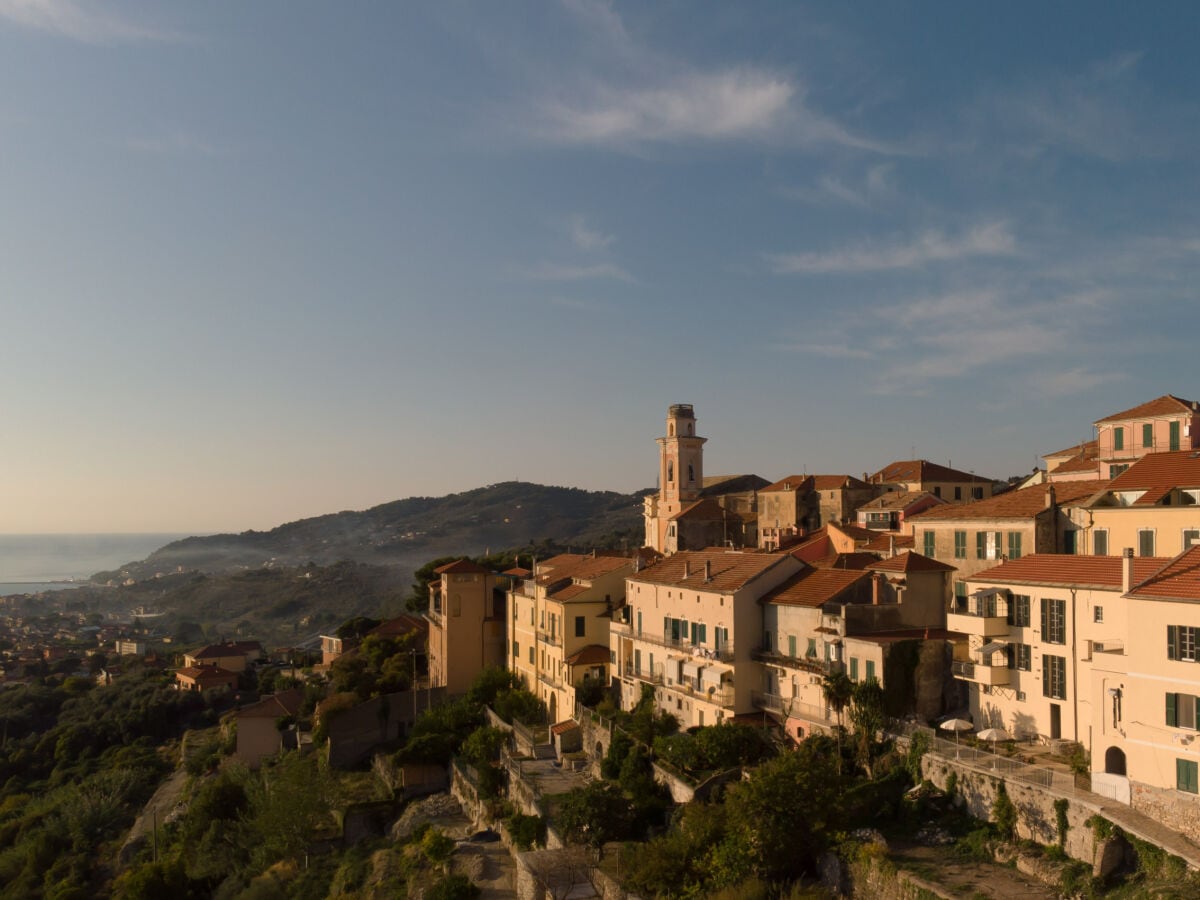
[93,482,648,584]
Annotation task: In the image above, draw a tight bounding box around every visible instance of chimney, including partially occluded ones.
[683,560,690,579]
[872,572,882,605]
[1045,484,1057,510]
[704,560,712,582]
[1122,548,1134,594]
[888,535,896,558]
[633,555,641,573]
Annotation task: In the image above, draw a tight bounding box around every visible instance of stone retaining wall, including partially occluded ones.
[1131,781,1200,847]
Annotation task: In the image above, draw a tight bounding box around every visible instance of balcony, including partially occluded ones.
[946,609,1009,638]
[665,676,735,708]
[537,671,561,690]
[537,630,561,648]
[751,646,843,676]
[622,662,662,685]
[629,630,734,662]
[951,659,1011,687]
[751,692,836,724]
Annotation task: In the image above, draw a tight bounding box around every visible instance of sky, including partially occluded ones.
[3,1,1199,534]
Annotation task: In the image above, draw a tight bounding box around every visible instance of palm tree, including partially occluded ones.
[821,671,854,773]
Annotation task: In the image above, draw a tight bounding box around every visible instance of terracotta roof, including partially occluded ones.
[868,551,955,574]
[869,459,992,485]
[537,554,631,586]
[1095,394,1199,425]
[762,568,870,607]
[564,644,611,667]
[188,641,263,660]
[238,688,304,719]
[759,475,814,493]
[176,665,238,682]
[434,559,490,575]
[1126,546,1200,602]
[630,549,794,592]
[1052,454,1101,475]
[1043,439,1098,461]
[857,490,940,511]
[812,474,870,491]
[965,554,1168,590]
[502,567,531,577]
[671,497,754,524]
[829,522,878,543]
[550,720,580,735]
[369,615,428,638]
[908,480,1107,522]
[548,583,590,601]
[821,552,881,571]
[863,533,915,553]
[1104,450,1200,502]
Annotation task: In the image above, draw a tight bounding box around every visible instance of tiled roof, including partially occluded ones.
[868,551,955,574]
[631,549,793,592]
[762,567,870,607]
[1043,439,1098,461]
[176,665,238,681]
[863,533,915,553]
[501,567,531,577]
[822,552,882,571]
[538,554,631,587]
[369,615,428,638]
[189,641,263,660]
[965,554,1168,590]
[1104,450,1200,501]
[812,474,870,491]
[759,475,814,493]
[869,459,992,485]
[857,490,939,511]
[239,688,304,719]
[1095,394,1199,424]
[908,480,1107,522]
[434,559,490,575]
[830,522,878,543]
[565,644,611,666]
[1053,454,1101,475]
[548,583,590,601]
[1126,546,1200,601]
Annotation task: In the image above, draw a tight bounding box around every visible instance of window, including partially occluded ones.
[933,486,941,498]
[972,486,984,500]
[575,615,585,638]
[955,486,962,500]
[1008,594,1031,628]
[688,463,695,483]
[1167,692,1200,729]
[1063,530,1077,554]
[637,610,642,635]
[1171,421,1181,452]
[865,660,877,683]
[1007,643,1032,671]
[1178,759,1198,794]
[787,635,797,658]
[1008,532,1022,560]
[690,622,707,646]
[1114,426,1124,450]
[667,461,674,482]
[849,657,859,681]
[1043,654,1067,699]
[977,531,1001,560]
[1041,598,1066,644]
[924,531,936,557]
[976,531,986,559]
[806,638,817,658]
[1139,529,1156,557]
[1143,423,1154,448]
[763,630,772,651]
[1093,529,1109,556]
[954,531,967,558]
[1094,606,1104,623]
[513,641,519,658]
[1184,529,1200,551]
[528,646,534,664]
[1168,625,1199,661]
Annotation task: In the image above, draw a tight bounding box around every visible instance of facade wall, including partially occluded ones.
[237,717,284,769]
[912,516,1050,592]
[819,486,877,527]
[1097,413,1200,465]
[1071,506,1200,558]
[428,571,502,695]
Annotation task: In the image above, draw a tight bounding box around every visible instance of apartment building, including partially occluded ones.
[908,481,1107,602]
[1095,394,1200,479]
[758,475,817,549]
[855,490,944,532]
[613,549,802,729]
[868,459,997,503]
[1068,450,1200,557]
[426,559,506,695]
[508,553,631,723]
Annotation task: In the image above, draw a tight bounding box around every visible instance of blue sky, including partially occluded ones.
[3,1,1198,533]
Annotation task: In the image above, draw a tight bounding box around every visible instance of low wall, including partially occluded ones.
[1132,782,1200,846]
[325,686,447,768]
[921,756,1101,864]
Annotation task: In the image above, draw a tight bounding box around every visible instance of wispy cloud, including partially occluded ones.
[515,261,633,282]
[769,221,1016,275]
[0,0,179,43]
[1038,367,1127,398]
[567,214,614,251]
[784,163,895,208]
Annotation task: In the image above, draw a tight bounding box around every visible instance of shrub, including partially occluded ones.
[991,781,1016,840]
[1053,797,1070,848]
[505,813,547,851]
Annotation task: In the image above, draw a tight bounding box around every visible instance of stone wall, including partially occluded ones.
[325,686,447,768]
[1132,781,1200,846]
[921,756,1101,864]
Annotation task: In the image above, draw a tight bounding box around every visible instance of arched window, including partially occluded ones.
[1104,746,1127,776]
[669,423,674,436]
[687,423,693,435]
[688,463,695,483]
[667,461,674,482]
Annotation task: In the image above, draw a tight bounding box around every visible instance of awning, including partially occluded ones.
[700,667,723,688]
[971,588,1006,599]
[980,641,1008,656]
[681,660,701,680]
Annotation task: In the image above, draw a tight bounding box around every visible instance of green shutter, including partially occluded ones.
[976,531,986,559]
[1168,692,1178,727]
[924,531,936,557]
[865,660,876,682]
[1169,625,1179,660]
[1041,598,1049,637]
[1171,421,1181,452]
[1143,423,1153,448]
[1114,427,1124,450]
[788,635,797,658]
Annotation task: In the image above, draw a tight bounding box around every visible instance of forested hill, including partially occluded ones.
[93,482,648,583]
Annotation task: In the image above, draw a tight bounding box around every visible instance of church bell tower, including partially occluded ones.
[645,403,706,551]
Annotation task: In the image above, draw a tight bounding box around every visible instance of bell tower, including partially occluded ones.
[646,403,706,551]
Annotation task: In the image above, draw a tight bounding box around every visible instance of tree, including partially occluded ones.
[822,671,854,773]
[848,678,886,775]
[992,780,1017,840]
[556,781,634,849]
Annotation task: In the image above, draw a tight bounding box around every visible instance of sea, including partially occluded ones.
[0,533,190,597]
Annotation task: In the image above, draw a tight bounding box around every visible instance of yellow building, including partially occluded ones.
[426,559,506,695]
[613,549,803,729]
[508,553,631,723]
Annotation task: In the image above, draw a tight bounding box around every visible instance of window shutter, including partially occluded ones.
[1041,599,1049,637]
[976,532,985,559]
[1169,625,1179,661]
[1167,692,1178,727]
[1178,758,1186,789]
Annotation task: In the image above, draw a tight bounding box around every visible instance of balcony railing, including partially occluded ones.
[622,662,662,685]
[951,659,1011,687]
[946,609,1010,638]
[663,676,735,708]
[751,647,843,676]
[628,630,734,662]
[537,671,560,690]
[751,691,836,724]
[537,630,561,647]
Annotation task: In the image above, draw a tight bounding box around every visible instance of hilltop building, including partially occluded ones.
[426,559,506,695]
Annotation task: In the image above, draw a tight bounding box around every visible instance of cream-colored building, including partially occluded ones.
[508,553,631,723]
[426,559,506,695]
[1068,450,1200,557]
[868,459,997,503]
[613,549,802,729]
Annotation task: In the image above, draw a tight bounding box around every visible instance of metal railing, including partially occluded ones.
[628,630,734,662]
[622,662,662,684]
[664,677,734,708]
[751,647,842,675]
[751,691,836,723]
[537,630,561,647]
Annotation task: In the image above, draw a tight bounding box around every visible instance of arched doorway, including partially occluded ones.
[548,692,558,723]
[1105,746,1127,776]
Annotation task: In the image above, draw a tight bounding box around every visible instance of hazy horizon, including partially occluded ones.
[4,2,1197,533]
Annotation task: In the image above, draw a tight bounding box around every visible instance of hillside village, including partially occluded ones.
[421,397,1200,872]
